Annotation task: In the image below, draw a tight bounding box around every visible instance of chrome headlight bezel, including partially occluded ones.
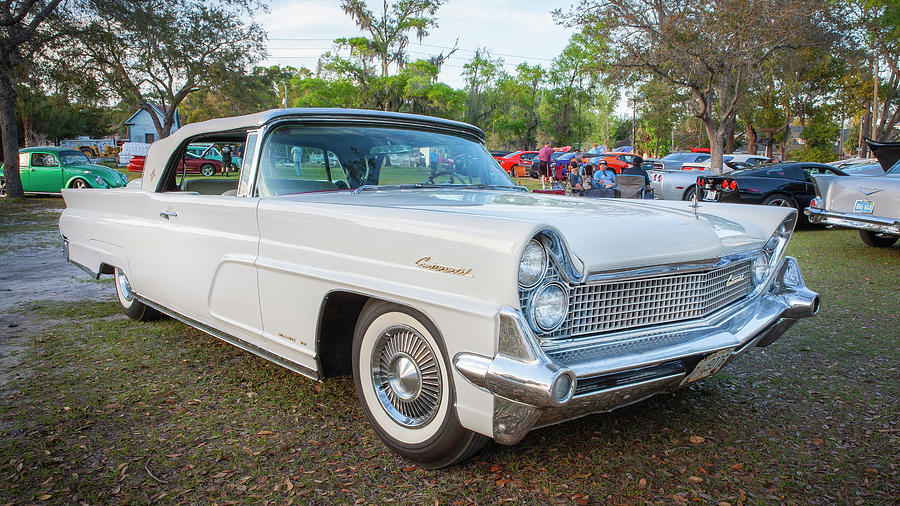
[754,212,797,287]
[530,282,568,332]
[518,238,548,289]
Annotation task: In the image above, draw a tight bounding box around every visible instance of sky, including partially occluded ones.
[256,0,577,90]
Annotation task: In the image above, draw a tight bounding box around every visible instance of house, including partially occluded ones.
[123,105,181,144]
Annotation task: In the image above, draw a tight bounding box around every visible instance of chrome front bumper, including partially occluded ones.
[454,256,819,444]
[805,207,900,235]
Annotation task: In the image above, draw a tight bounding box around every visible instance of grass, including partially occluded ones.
[0,206,897,503]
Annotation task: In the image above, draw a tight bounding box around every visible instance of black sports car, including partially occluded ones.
[697,162,848,214]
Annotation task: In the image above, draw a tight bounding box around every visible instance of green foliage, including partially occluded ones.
[797,107,839,162]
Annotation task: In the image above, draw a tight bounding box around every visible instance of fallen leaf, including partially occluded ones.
[258,430,273,436]
[688,476,704,484]
[638,478,647,488]
[689,435,705,444]
[37,494,52,500]
[285,478,293,491]
[731,463,744,470]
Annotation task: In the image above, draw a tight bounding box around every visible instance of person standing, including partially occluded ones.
[538,142,554,182]
[587,142,602,166]
[291,145,303,176]
[221,144,233,174]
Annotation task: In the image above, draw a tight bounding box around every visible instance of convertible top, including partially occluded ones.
[141,108,486,191]
[866,138,900,172]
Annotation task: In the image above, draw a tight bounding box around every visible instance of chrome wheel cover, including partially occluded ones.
[370,325,442,428]
[116,270,134,302]
[768,198,792,207]
[0,178,7,198]
[73,179,86,189]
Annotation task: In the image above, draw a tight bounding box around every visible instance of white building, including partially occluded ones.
[123,105,181,144]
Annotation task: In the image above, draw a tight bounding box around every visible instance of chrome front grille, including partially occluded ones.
[528,260,753,340]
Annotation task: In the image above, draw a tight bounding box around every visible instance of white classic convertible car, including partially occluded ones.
[59,109,819,467]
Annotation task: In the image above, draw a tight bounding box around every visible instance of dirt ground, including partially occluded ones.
[0,198,112,387]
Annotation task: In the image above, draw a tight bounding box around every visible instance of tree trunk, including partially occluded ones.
[702,119,725,174]
[724,114,735,154]
[0,69,23,198]
[859,110,870,158]
[745,120,757,155]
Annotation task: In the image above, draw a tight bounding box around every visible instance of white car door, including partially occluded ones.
[127,191,264,343]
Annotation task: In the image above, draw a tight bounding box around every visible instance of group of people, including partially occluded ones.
[534,140,653,198]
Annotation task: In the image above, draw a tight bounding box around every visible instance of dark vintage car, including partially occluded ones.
[697,162,847,216]
[127,152,224,176]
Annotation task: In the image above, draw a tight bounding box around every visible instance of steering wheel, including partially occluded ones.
[426,170,471,185]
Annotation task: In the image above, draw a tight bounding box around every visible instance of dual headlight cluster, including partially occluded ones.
[519,238,568,332]
[750,214,796,285]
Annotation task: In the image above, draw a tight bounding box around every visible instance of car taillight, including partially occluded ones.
[721,180,729,190]
[697,177,705,186]
[810,197,821,208]
[729,180,737,191]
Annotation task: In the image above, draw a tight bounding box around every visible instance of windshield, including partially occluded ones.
[887,160,900,175]
[59,150,90,165]
[255,125,515,197]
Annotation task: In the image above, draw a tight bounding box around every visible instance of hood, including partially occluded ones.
[289,189,782,273]
[66,163,128,187]
[866,138,900,172]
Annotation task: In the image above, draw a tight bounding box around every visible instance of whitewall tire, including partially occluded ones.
[352,300,487,468]
[114,267,161,321]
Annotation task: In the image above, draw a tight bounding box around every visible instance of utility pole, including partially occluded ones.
[872,56,879,139]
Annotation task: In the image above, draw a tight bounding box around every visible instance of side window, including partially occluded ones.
[257,125,354,197]
[32,153,58,167]
[237,132,258,197]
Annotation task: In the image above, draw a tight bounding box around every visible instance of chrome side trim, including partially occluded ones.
[136,296,319,381]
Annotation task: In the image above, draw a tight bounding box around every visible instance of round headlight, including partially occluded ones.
[752,250,769,284]
[531,283,567,331]
[519,239,547,288]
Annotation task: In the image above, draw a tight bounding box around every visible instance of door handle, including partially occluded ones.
[159,211,177,220]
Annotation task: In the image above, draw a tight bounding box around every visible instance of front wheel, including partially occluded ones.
[114,268,161,321]
[352,300,487,468]
[71,178,88,189]
[200,164,216,177]
[859,230,898,248]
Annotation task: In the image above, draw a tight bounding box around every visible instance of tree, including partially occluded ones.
[72,0,265,140]
[341,0,445,78]
[559,0,826,173]
[181,65,298,123]
[461,48,501,127]
[0,0,64,199]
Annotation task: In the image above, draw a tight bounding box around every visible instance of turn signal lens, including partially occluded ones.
[551,374,574,404]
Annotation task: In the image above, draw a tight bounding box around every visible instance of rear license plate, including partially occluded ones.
[681,348,733,386]
[703,190,719,201]
[853,200,874,214]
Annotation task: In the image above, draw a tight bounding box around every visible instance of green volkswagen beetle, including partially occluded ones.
[0,147,130,198]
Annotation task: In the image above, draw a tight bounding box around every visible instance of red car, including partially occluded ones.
[127,152,223,176]
[595,152,644,174]
[496,150,539,174]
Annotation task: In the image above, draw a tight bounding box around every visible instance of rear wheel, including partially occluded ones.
[761,193,797,209]
[352,300,487,468]
[200,163,216,177]
[859,230,898,248]
[0,177,7,198]
[682,186,696,201]
[114,268,161,321]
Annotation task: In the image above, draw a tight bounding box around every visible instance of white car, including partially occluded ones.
[59,109,819,467]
